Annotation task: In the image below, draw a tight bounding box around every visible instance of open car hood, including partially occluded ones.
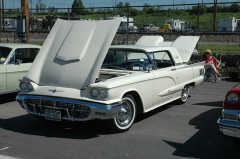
[27,19,121,89]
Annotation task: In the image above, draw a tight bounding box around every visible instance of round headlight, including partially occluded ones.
[91,88,99,97]
[227,93,239,104]
[27,82,34,91]
[20,82,27,90]
[100,89,108,99]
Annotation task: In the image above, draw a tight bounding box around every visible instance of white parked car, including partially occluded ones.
[16,19,205,133]
[0,43,41,94]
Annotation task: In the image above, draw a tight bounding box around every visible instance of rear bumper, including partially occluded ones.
[16,95,121,122]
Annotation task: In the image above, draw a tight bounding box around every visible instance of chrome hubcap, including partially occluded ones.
[116,99,133,127]
[118,107,128,121]
[182,87,188,101]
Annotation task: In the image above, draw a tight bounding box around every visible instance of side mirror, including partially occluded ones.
[16,59,22,65]
[146,64,154,73]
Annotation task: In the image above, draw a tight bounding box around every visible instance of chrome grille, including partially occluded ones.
[75,104,90,110]
[56,101,73,109]
[25,99,40,105]
[24,98,91,119]
[42,100,54,106]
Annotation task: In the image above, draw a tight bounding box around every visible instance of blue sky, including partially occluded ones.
[3,0,238,9]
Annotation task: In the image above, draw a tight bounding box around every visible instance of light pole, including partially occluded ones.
[173,0,174,9]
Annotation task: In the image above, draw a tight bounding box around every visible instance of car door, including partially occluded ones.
[6,48,39,91]
[150,51,178,106]
[0,65,7,92]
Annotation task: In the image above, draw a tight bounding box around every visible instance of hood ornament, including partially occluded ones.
[48,89,63,93]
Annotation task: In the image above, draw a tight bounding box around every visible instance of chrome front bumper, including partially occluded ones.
[16,95,121,122]
[217,109,240,138]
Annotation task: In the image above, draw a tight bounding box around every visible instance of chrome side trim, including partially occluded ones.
[159,89,181,97]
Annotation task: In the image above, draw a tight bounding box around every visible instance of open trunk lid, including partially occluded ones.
[171,36,200,63]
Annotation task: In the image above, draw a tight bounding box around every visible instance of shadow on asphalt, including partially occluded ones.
[0,103,173,138]
[135,103,173,123]
[0,114,110,139]
[193,101,223,107]
[0,92,18,104]
[0,93,185,138]
[0,91,177,137]
[222,77,240,83]
[163,108,240,159]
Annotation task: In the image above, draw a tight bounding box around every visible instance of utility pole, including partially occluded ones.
[0,0,4,30]
[213,0,218,31]
[21,0,29,43]
[0,0,2,29]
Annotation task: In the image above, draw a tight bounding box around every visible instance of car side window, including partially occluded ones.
[9,48,40,64]
[152,51,174,69]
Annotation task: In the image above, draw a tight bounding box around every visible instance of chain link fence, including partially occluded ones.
[0,1,239,58]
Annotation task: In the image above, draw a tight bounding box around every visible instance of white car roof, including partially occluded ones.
[0,43,41,49]
[110,45,175,53]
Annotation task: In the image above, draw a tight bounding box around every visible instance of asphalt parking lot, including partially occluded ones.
[0,77,240,159]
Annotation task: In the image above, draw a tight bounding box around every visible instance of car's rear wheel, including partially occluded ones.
[175,85,189,104]
[105,94,136,133]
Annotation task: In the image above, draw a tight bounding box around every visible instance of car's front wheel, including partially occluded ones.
[105,94,136,133]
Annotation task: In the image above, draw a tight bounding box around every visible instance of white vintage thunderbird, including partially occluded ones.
[16,19,205,132]
[0,43,40,94]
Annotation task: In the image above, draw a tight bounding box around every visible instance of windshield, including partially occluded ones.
[101,50,150,71]
[0,47,12,64]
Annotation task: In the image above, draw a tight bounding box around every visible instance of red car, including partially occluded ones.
[218,83,240,146]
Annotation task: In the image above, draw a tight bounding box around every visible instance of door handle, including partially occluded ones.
[171,68,176,71]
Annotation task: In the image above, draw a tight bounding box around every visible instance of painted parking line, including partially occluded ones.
[0,147,20,159]
[0,154,20,159]
[0,147,9,151]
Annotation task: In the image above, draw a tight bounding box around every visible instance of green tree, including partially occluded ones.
[48,6,58,14]
[229,3,240,12]
[142,3,156,14]
[189,5,206,15]
[129,8,139,16]
[124,2,130,7]
[71,0,85,15]
[36,0,46,13]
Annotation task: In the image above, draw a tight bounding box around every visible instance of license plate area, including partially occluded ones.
[45,109,61,121]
